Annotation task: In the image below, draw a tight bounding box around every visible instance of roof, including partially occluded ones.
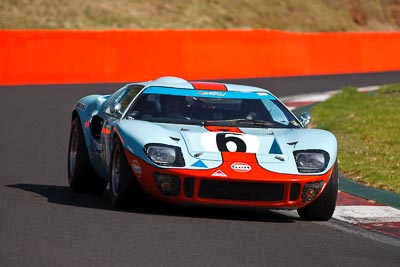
[134,76,271,94]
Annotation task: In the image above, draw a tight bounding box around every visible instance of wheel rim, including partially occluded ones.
[111,146,120,198]
[69,128,78,176]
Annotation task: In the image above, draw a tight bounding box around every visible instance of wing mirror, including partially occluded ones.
[299,112,312,127]
[110,102,122,115]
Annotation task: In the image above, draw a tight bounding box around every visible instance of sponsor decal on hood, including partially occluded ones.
[230,162,252,173]
[211,170,227,177]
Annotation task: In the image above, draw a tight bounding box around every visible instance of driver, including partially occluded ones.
[159,94,187,119]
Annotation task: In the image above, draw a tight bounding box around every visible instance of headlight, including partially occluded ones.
[145,144,185,166]
[294,150,329,173]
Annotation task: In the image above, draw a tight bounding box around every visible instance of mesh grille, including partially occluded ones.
[199,180,284,201]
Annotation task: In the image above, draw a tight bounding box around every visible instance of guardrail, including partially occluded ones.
[1,30,400,85]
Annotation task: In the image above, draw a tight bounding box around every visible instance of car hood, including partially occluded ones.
[180,125,336,155]
[117,120,337,173]
[180,126,290,163]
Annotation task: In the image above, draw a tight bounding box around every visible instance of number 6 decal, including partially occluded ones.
[216,133,247,152]
[201,132,260,153]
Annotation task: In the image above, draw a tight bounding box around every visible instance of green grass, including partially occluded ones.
[1,0,400,31]
[311,84,400,194]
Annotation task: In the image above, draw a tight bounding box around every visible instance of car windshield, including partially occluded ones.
[126,86,301,128]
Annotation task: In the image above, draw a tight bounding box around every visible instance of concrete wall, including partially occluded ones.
[1,29,400,85]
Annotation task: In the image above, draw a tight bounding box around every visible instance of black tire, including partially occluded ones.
[297,162,339,221]
[68,116,108,194]
[110,138,146,208]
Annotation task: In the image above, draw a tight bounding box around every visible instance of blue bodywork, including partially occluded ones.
[71,77,337,182]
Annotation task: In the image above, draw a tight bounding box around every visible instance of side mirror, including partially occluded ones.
[299,112,312,127]
[109,102,122,115]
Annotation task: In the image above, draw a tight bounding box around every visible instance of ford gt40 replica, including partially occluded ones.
[68,76,338,220]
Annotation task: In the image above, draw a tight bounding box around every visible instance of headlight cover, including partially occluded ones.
[294,150,329,173]
[145,144,184,166]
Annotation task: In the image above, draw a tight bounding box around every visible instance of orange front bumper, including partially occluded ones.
[125,151,334,209]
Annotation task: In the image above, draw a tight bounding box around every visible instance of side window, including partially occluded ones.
[103,87,125,111]
[262,100,289,125]
[119,85,144,112]
[104,85,144,117]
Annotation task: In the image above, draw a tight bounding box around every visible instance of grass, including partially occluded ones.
[1,0,400,31]
[311,84,400,194]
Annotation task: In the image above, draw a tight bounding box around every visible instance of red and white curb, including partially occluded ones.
[335,192,400,238]
[282,86,400,239]
[282,86,379,110]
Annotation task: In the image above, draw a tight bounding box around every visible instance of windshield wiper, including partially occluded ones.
[203,118,278,127]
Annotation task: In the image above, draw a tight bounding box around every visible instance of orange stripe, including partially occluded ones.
[221,151,258,163]
[191,82,227,91]
[101,128,111,135]
[204,125,242,133]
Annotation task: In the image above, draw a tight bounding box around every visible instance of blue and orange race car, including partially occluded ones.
[68,76,338,220]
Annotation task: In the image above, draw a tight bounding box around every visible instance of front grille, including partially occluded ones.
[199,180,284,201]
[183,178,195,198]
[289,183,301,201]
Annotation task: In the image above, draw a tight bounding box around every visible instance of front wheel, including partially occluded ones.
[297,162,338,221]
[68,117,107,194]
[110,138,147,208]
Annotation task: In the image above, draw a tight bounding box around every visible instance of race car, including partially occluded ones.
[68,76,338,220]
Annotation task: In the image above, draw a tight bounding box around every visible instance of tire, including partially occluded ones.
[68,116,108,194]
[297,162,339,221]
[110,138,146,208]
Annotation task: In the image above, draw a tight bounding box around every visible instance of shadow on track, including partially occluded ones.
[6,183,298,223]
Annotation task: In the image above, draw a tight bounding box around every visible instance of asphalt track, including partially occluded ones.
[1,72,400,266]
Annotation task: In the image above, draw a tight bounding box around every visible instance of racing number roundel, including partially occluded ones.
[201,132,259,153]
[216,133,246,152]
